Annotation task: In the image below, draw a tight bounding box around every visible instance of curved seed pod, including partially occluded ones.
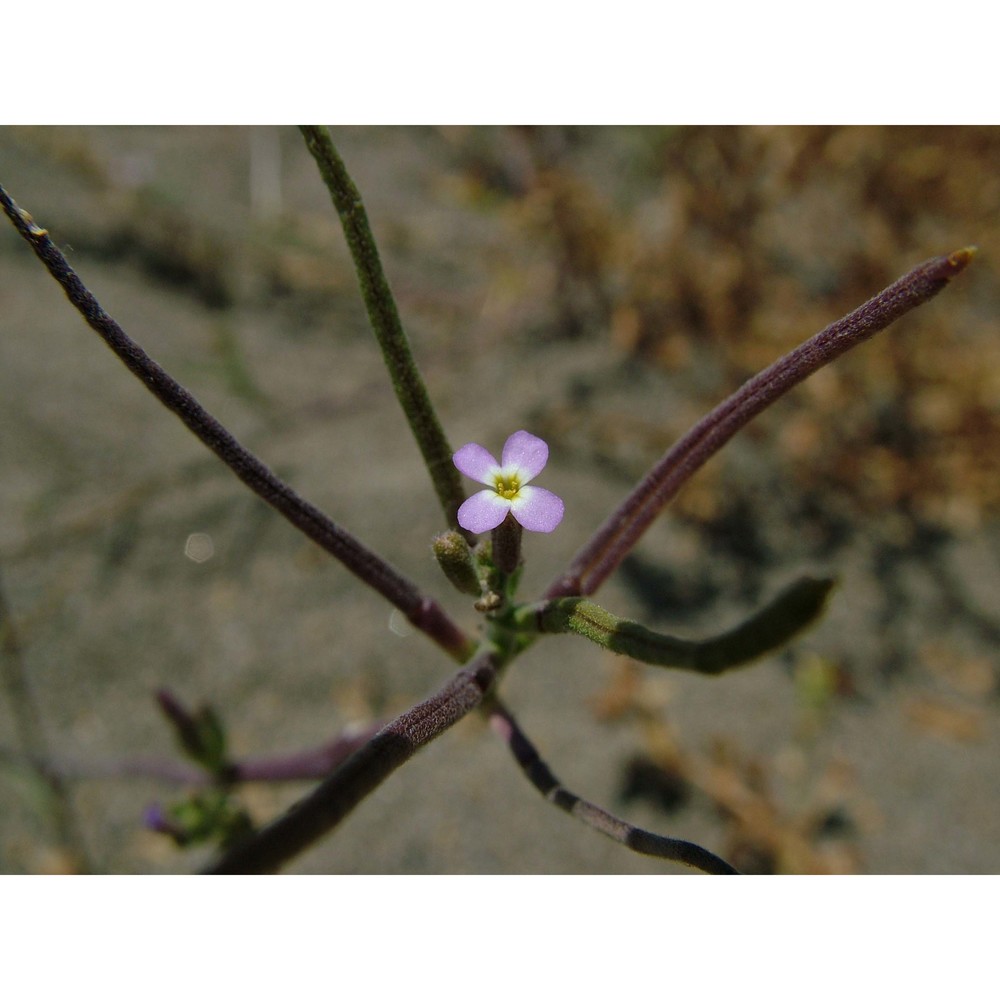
[537,576,836,674]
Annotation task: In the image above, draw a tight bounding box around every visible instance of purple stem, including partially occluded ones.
[547,248,976,599]
[488,700,738,874]
[203,650,499,873]
[0,183,473,663]
[10,721,384,786]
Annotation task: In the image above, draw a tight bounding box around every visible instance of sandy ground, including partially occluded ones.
[1,126,998,873]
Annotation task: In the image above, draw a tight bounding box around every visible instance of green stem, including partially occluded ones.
[299,126,467,534]
[0,570,91,871]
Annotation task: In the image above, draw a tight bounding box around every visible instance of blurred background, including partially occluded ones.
[1,125,998,873]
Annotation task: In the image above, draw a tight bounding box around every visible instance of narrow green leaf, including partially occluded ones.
[156,689,230,777]
[193,706,229,776]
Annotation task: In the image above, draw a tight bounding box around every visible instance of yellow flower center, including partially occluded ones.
[494,472,522,500]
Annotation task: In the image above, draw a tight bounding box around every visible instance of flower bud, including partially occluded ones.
[432,531,481,596]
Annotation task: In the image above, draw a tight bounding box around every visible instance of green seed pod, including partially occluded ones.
[537,577,836,675]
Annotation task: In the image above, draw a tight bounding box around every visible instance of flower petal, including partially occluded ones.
[453,443,501,485]
[501,430,548,483]
[457,491,512,534]
[509,485,564,533]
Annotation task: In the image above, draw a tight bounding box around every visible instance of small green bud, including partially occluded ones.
[153,790,254,849]
[432,531,481,596]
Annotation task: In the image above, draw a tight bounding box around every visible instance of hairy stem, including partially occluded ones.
[488,700,738,874]
[299,126,468,535]
[547,249,976,599]
[0,182,473,663]
[203,651,499,873]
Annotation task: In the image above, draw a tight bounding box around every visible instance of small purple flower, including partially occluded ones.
[454,430,564,534]
[142,802,178,837]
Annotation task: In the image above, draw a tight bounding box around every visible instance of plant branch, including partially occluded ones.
[0,570,91,872]
[299,126,469,535]
[487,700,738,874]
[4,720,385,787]
[203,650,499,873]
[547,249,977,599]
[0,182,473,663]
